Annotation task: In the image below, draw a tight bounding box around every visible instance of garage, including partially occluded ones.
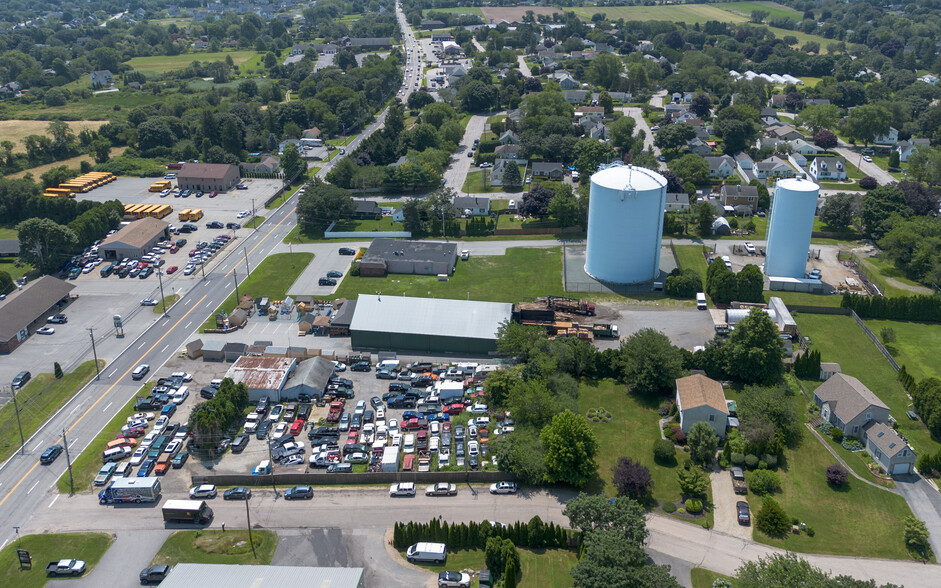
[893,462,913,475]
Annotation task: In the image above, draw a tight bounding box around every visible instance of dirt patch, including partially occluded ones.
[480,6,563,22]
[0,120,109,153]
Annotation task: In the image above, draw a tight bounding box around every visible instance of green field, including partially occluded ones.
[405,546,577,587]
[795,314,938,456]
[673,244,709,282]
[463,170,515,193]
[0,90,171,121]
[151,530,277,566]
[332,246,570,303]
[715,1,804,21]
[0,361,104,465]
[126,50,261,73]
[153,294,180,314]
[764,291,843,307]
[57,383,153,494]
[864,320,941,382]
[856,255,932,297]
[0,257,33,282]
[423,6,484,17]
[0,533,113,588]
[199,252,314,331]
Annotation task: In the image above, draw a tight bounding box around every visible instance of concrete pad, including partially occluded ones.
[55,529,171,588]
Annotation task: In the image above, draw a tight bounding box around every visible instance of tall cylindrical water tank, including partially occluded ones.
[764,177,820,278]
[585,165,667,284]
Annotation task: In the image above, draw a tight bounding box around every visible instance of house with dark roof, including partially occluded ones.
[89,70,113,87]
[704,155,736,178]
[687,138,712,156]
[453,196,490,216]
[0,276,75,353]
[897,138,930,162]
[814,374,889,437]
[809,156,846,181]
[359,239,457,276]
[665,193,690,211]
[720,184,759,212]
[494,144,520,158]
[676,374,729,438]
[241,156,280,174]
[767,125,803,141]
[177,163,240,191]
[350,200,381,220]
[498,130,519,145]
[755,156,795,179]
[531,162,564,180]
[864,421,916,475]
[563,90,588,103]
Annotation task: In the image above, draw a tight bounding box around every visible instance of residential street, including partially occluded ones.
[833,144,896,185]
[617,106,666,172]
[517,54,532,77]
[443,114,489,192]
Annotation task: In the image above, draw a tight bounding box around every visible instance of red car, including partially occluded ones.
[345,431,358,445]
[123,425,146,438]
[401,418,427,431]
[442,421,452,434]
[445,403,464,415]
[289,419,305,436]
[208,191,218,198]
[166,266,178,274]
[169,244,179,253]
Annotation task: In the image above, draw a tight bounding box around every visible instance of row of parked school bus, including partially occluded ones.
[43,172,116,198]
[98,477,214,524]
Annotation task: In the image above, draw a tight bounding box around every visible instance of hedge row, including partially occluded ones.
[392,518,577,550]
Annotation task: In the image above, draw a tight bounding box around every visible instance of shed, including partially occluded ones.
[330,299,356,336]
[224,342,248,362]
[281,356,335,400]
[820,362,842,380]
[202,340,226,361]
[185,339,203,359]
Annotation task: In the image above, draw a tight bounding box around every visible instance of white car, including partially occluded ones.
[438,449,450,467]
[474,416,490,427]
[490,481,519,494]
[279,441,305,457]
[429,421,440,436]
[389,482,416,497]
[863,155,873,162]
[468,440,480,457]
[130,412,155,422]
[243,413,260,433]
[273,422,289,437]
[332,361,347,372]
[153,415,169,434]
[171,372,193,382]
[171,388,189,404]
[744,242,756,254]
[125,416,148,428]
[163,439,181,454]
[354,400,366,416]
[130,447,148,466]
[140,432,159,449]
[360,423,376,444]
[376,406,385,421]
[388,418,399,435]
[236,210,250,219]
[469,402,488,414]
[268,404,284,422]
[189,484,217,499]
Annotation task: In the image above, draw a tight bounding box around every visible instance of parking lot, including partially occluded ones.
[712,241,844,287]
[286,243,367,296]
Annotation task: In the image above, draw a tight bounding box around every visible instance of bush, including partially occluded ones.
[54,362,63,379]
[658,400,673,416]
[830,428,844,443]
[612,457,653,500]
[653,439,677,464]
[744,454,759,469]
[662,501,677,513]
[747,469,782,495]
[756,497,791,536]
[826,463,848,487]
[859,176,877,190]
[806,526,815,537]
[731,452,745,467]
[672,427,687,444]
[684,498,703,514]
[761,454,778,469]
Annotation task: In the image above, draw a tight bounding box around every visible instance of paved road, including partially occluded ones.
[894,474,941,557]
[618,106,666,172]
[517,55,532,77]
[444,114,489,192]
[833,144,895,185]
[650,89,668,109]
[22,487,941,586]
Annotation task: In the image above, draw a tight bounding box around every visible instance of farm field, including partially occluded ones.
[0,120,109,152]
[126,50,261,73]
[714,1,804,21]
[7,146,127,179]
[0,90,171,121]
[481,6,563,21]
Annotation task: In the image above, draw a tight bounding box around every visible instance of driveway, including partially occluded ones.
[517,55,532,77]
[833,145,895,185]
[56,529,170,588]
[710,469,751,540]
[893,474,941,557]
[443,114,489,192]
[617,106,666,172]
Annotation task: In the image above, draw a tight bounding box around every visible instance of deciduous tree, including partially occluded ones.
[687,421,719,465]
[617,328,686,396]
[612,457,653,500]
[541,410,598,487]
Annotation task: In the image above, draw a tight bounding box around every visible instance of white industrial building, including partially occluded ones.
[585,163,667,284]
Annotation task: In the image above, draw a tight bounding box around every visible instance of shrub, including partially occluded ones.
[54,362,63,379]
[859,176,877,190]
[612,457,654,500]
[662,501,677,513]
[744,454,759,469]
[806,526,815,537]
[762,454,778,469]
[830,428,844,443]
[756,497,791,536]
[758,459,768,470]
[673,428,687,444]
[731,452,745,467]
[684,498,703,514]
[826,463,848,487]
[748,469,782,495]
[658,400,673,416]
[653,439,677,464]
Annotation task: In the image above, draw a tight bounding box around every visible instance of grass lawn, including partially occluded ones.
[691,567,734,588]
[404,547,577,588]
[801,76,823,87]
[0,532,113,587]
[199,252,313,332]
[864,320,941,382]
[0,361,104,465]
[714,1,803,20]
[857,255,931,297]
[579,380,685,503]
[57,382,153,493]
[423,6,484,16]
[331,215,400,232]
[794,314,939,456]
[463,170,514,193]
[0,257,34,282]
[126,50,260,73]
[673,244,708,282]
[332,247,569,303]
[243,215,265,229]
[0,226,17,239]
[150,530,277,566]
[153,294,180,313]
[764,291,843,307]
[814,420,895,489]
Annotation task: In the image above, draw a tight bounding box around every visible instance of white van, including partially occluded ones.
[102,446,131,463]
[429,436,440,453]
[403,434,415,454]
[377,359,400,371]
[252,460,271,475]
[696,292,707,310]
[406,542,447,564]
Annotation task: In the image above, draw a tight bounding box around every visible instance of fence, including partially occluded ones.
[323,221,411,239]
[850,310,900,372]
[837,250,885,297]
[493,226,582,236]
[192,470,514,487]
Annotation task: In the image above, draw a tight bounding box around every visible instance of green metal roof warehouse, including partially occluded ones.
[349,294,513,355]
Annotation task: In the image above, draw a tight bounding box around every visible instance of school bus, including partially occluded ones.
[149,180,172,192]
[178,209,192,221]
[47,187,74,198]
[152,204,172,219]
[136,204,157,218]
[187,209,204,221]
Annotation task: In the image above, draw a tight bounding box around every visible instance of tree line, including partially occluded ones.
[391,517,575,551]
[188,378,249,449]
[841,292,941,322]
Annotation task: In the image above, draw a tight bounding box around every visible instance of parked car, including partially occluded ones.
[389,482,416,497]
[425,482,457,496]
[139,564,171,584]
[489,481,518,494]
[326,270,343,278]
[37,326,55,335]
[284,485,314,500]
[47,314,68,324]
[438,571,471,588]
[318,277,337,286]
[338,247,356,255]
[223,487,252,500]
[350,361,371,372]
[189,484,217,499]
[737,501,751,525]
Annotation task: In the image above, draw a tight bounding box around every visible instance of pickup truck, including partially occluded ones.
[326,401,344,423]
[46,559,86,576]
[730,466,748,494]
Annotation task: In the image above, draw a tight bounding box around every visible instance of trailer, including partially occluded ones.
[162,499,213,525]
[592,323,620,338]
[381,445,399,473]
[98,477,161,505]
[546,296,595,316]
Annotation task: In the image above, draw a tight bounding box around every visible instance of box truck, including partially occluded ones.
[98,477,161,505]
[381,445,399,472]
[162,499,214,525]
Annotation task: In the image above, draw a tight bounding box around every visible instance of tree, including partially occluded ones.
[573,138,615,176]
[897,180,941,216]
[612,457,653,500]
[281,143,305,182]
[54,362,63,379]
[695,201,715,237]
[296,178,355,230]
[826,464,848,487]
[548,184,581,227]
[888,149,900,169]
[618,328,686,396]
[676,463,710,498]
[518,185,554,218]
[842,105,891,146]
[813,130,838,150]
[747,470,781,495]
[737,264,765,302]
[687,422,719,465]
[654,123,697,151]
[586,53,623,90]
[724,309,785,384]
[458,79,499,112]
[735,554,832,588]
[737,385,802,449]
[716,117,757,155]
[570,528,681,588]
[690,94,712,119]
[541,410,598,487]
[905,516,932,559]
[653,439,676,464]
[336,49,357,71]
[496,321,547,362]
[819,192,855,230]
[755,497,790,536]
[796,104,840,134]
[608,116,636,150]
[706,258,739,304]
[859,176,878,190]
[502,160,522,187]
[485,536,507,576]
[668,154,710,186]
[407,91,435,110]
[563,493,648,546]
[92,138,111,163]
[17,217,78,274]
[665,269,702,299]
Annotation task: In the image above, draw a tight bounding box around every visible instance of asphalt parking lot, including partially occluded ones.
[287,246,364,297]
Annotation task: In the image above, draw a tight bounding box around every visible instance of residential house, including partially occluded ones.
[443,64,466,78]
[290,44,312,56]
[303,128,322,139]
[494,144,520,159]
[864,422,916,475]
[768,95,787,108]
[505,109,522,123]
[574,106,605,118]
[756,137,784,151]
[453,196,491,216]
[704,155,737,178]
[767,125,804,141]
[127,81,141,90]
[350,200,381,220]
[241,156,280,174]
[687,138,712,156]
[587,123,608,141]
[489,159,523,187]
[874,127,899,145]
[720,184,759,212]
[919,74,939,86]
[809,156,847,181]
[607,91,631,103]
[89,70,113,87]
[563,90,588,103]
[665,193,690,212]
[675,374,729,438]
[499,130,519,145]
[789,139,822,155]
[897,139,930,162]
[558,75,580,90]
[755,156,795,179]
[311,44,337,54]
[814,373,889,437]
[734,152,754,171]
[531,162,564,180]
[671,92,683,103]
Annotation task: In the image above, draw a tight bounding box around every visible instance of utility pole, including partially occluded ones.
[245,497,256,558]
[266,429,278,498]
[10,386,25,455]
[156,270,167,317]
[62,429,73,494]
[233,269,240,302]
[243,247,251,277]
[251,198,257,232]
[87,328,100,380]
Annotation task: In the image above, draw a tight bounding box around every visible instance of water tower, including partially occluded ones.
[764,177,820,278]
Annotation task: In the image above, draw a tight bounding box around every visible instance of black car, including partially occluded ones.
[256,396,269,414]
[330,377,353,387]
[164,422,180,437]
[199,386,216,400]
[326,270,343,278]
[40,444,63,464]
[206,221,224,229]
[140,564,171,584]
[318,277,337,286]
[134,396,158,411]
[225,222,241,229]
[223,487,252,500]
[255,420,272,440]
[338,247,356,255]
[350,361,371,372]
[284,485,314,500]
[175,238,187,247]
[231,434,249,453]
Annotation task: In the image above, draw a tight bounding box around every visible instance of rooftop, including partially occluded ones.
[101,217,168,250]
[160,563,363,588]
[224,356,296,390]
[865,421,911,458]
[350,294,513,341]
[177,162,237,180]
[815,373,889,424]
[362,238,457,265]
[676,374,729,413]
[0,276,75,341]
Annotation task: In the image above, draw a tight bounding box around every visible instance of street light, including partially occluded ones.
[88,328,100,380]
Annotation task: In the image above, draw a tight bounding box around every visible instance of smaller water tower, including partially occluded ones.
[585,164,667,284]
[764,177,820,278]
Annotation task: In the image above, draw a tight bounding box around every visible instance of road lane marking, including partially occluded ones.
[206,300,214,308]
[26,480,39,494]
[161,344,169,352]
[48,494,58,508]
[69,438,77,448]
[0,291,209,509]
[108,369,118,378]
[0,539,6,551]
[137,341,146,350]
[185,321,192,329]
[102,402,112,413]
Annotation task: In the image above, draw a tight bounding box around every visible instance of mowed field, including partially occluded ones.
[0,120,108,152]
[480,6,563,21]
[126,50,260,73]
